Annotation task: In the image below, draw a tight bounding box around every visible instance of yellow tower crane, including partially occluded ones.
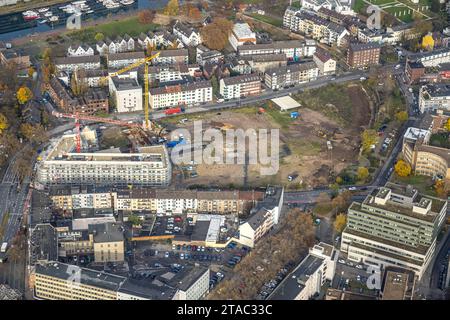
[100,51,161,130]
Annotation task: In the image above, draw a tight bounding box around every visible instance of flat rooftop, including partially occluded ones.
[381,270,409,300]
[269,254,324,300]
[35,261,126,292]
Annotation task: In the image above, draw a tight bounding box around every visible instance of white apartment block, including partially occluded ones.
[283,7,349,46]
[269,242,338,300]
[151,49,189,66]
[149,80,212,109]
[109,77,143,113]
[300,0,354,14]
[229,22,256,51]
[36,135,171,187]
[54,55,101,73]
[419,84,450,113]
[413,47,450,68]
[67,44,94,57]
[96,35,135,55]
[237,40,316,60]
[219,74,261,100]
[172,267,210,300]
[107,51,145,69]
[148,64,190,83]
[173,21,202,47]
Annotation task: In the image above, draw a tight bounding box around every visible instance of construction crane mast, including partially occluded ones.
[53,111,141,153]
[103,51,161,129]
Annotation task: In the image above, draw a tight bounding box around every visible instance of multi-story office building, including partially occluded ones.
[419,84,450,113]
[36,135,171,187]
[269,242,338,300]
[149,80,212,109]
[341,183,447,279]
[219,74,261,100]
[34,261,210,300]
[34,262,126,300]
[237,40,316,60]
[346,42,381,68]
[402,126,450,180]
[264,62,318,90]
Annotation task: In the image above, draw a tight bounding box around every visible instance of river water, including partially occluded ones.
[0,0,168,41]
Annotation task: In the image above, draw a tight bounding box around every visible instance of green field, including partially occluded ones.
[248,13,283,27]
[68,17,159,43]
[384,6,414,22]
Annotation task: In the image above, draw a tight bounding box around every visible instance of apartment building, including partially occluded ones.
[237,40,316,60]
[269,242,338,300]
[419,84,450,113]
[197,50,224,66]
[405,60,425,84]
[264,62,319,90]
[47,77,109,115]
[89,223,124,263]
[67,44,94,57]
[49,186,114,211]
[411,47,450,68]
[173,21,202,47]
[402,127,450,180]
[238,186,284,247]
[84,69,108,87]
[219,74,261,100]
[54,55,101,73]
[341,183,447,280]
[151,49,189,65]
[346,42,381,68]
[384,24,420,45]
[301,0,353,14]
[107,51,145,69]
[148,64,190,83]
[246,54,288,74]
[149,80,212,109]
[313,49,336,75]
[109,77,143,113]
[283,7,349,46]
[36,136,171,187]
[171,266,210,300]
[0,49,30,69]
[96,35,135,55]
[229,22,257,51]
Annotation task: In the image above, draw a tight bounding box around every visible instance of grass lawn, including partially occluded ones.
[384,6,413,22]
[353,0,366,13]
[390,174,436,196]
[68,17,159,43]
[313,202,333,217]
[248,13,283,27]
[294,83,356,127]
[429,133,450,149]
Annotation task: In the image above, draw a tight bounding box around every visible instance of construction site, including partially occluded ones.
[159,83,372,189]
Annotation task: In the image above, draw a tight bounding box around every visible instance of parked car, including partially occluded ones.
[338,259,346,264]
[356,264,363,270]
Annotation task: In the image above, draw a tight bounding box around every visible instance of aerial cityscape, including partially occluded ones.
[0,0,449,304]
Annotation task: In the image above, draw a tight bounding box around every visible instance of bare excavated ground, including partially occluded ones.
[161,83,372,189]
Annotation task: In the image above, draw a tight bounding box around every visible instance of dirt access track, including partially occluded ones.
[161,83,372,189]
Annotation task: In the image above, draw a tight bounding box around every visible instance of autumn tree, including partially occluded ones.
[201,17,233,51]
[394,159,412,177]
[331,190,352,212]
[138,9,155,24]
[164,0,179,16]
[94,32,105,42]
[41,48,55,84]
[361,129,378,153]
[334,213,347,233]
[71,69,88,97]
[0,113,8,134]
[444,118,450,131]
[128,214,142,226]
[357,166,369,182]
[395,110,408,122]
[20,124,46,144]
[434,180,448,198]
[187,4,202,20]
[17,86,33,105]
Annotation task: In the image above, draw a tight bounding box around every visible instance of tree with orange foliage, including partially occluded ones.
[17,86,33,105]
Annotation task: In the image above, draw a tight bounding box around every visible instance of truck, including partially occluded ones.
[1,242,7,253]
[0,242,8,263]
[164,106,185,115]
